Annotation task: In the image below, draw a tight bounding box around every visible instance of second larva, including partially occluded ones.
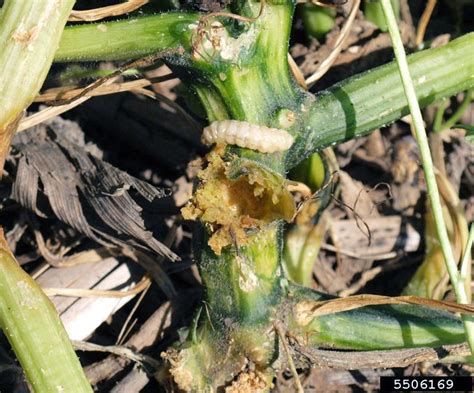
[202,120,294,154]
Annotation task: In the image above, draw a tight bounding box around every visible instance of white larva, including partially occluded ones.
[201,120,294,153]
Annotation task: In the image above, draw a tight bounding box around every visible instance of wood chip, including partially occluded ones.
[36,257,142,340]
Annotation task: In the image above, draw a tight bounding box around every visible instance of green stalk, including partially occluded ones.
[48,4,474,389]
[0,0,74,127]
[363,0,399,32]
[292,32,474,167]
[0,1,92,390]
[0,0,76,171]
[198,224,283,323]
[287,285,465,350]
[0,240,91,392]
[55,22,474,171]
[433,99,448,132]
[379,0,474,355]
[460,223,474,284]
[283,153,332,286]
[55,12,199,62]
[435,89,473,132]
[159,2,305,389]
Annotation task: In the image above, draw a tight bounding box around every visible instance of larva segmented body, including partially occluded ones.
[201,120,294,154]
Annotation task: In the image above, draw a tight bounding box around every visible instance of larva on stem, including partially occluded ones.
[201,120,294,153]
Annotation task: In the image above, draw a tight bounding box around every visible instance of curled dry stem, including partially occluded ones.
[18,51,183,132]
[42,275,151,298]
[72,340,160,369]
[415,0,437,47]
[191,0,266,59]
[47,48,182,106]
[69,0,150,22]
[305,0,361,86]
[34,74,176,103]
[274,322,304,393]
[294,294,474,325]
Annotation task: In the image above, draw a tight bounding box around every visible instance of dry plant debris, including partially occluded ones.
[7,117,178,261]
[0,0,473,391]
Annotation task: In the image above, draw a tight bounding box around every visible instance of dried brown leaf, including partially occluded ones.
[295,295,474,325]
[69,0,149,22]
[305,0,361,86]
[42,275,151,298]
[9,117,179,263]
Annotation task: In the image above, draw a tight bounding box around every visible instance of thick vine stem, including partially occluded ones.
[0,1,92,391]
[0,232,92,392]
[0,0,76,171]
[289,32,474,167]
[284,285,465,351]
[158,2,471,390]
[56,12,199,62]
[56,16,474,169]
[50,2,474,391]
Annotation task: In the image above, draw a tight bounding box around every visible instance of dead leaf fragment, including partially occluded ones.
[294,295,474,326]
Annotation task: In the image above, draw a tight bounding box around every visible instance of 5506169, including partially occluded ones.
[380,376,472,391]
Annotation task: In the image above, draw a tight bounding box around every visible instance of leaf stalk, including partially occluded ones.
[380,0,474,355]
